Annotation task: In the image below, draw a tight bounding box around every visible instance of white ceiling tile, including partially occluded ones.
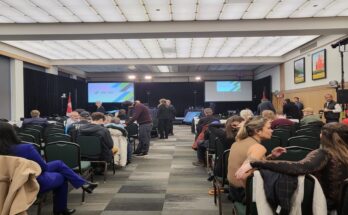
[243,0,279,19]
[74,40,111,58]
[58,0,102,22]
[30,0,80,22]
[290,0,333,18]
[243,37,279,56]
[257,36,298,56]
[176,38,191,58]
[196,0,224,20]
[124,39,151,58]
[204,38,226,57]
[42,41,83,59]
[0,1,36,23]
[230,37,261,56]
[339,8,348,15]
[143,0,171,21]
[158,38,176,58]
[219,1,250,20]
[55,41,98,59]
[171,0,196,20]
[216,37,243,57]
[141,39,163,58]
[267,0,306,18]
[87,0,125,21]
[271,35,318,56]
[314,0,348,17]
[116,0,149,21]
[89,40,124,58]
[107,39,138,59]
[0,15,14,22]
[191,38,209,58]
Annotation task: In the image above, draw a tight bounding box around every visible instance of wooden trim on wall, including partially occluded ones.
[0,50,50,68]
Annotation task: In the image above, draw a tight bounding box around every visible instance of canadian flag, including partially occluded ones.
[66,93,72,116]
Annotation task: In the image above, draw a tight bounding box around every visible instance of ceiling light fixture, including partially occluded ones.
[145,75,152,80]
[157,66,170,73]
[195,76,201,81]
[128,65,136,70]
[128,75,136,80]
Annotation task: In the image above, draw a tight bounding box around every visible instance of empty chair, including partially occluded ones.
[21,128,41,146]
[295,128,320,139]
[272,129,291,147]
[287,135,320,150]
[18,132,36,143]
[46,133,71,143]
[276,146,313,161]
[125,123,139,151]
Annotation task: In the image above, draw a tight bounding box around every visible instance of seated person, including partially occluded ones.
[196,108,219,135]
[79,112,114,162]
[68,111,90,142]
[65,111,80,132]
[105,117,125,129]
[22,109,49,127]
[262,110,294,129]
[235,123,348,211]
[299,107,323,126]
[0,122,97,215]
[116,109,129,120]
[240,109,254,121]
[227,116,284,202]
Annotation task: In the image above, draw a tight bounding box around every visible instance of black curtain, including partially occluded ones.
[252,76,272,111]
[24,68,87,117]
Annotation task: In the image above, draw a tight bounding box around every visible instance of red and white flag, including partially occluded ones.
[66,93,72,116]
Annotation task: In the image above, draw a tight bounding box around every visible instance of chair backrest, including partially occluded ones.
[261,136,282,155]
[287,135,320,150]
[295,128,320,139]
[46,133,71,143]
[272,129,291,147]
[339,179,348,215]
[44,141,81,171]
[126,123,139,137]
[18,133,36,143]
[276,146,313,161]
[76,135,102,159]
[21,128,41,145]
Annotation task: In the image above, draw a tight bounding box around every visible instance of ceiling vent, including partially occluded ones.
[300,41,317,54]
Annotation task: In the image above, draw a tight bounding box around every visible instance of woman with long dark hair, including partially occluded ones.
[235,123,348,210]
[0,122,97,215]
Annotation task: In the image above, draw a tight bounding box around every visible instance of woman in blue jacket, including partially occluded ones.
[0,122,97,215]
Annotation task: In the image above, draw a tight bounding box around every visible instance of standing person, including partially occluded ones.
[257,98,276,115]
[126,100,152,156]
[157,99,171,139]
[324,94,342,123]
[0,122,98,215]
[293,96,304,118]
[166,99,176,135]
[95,101,105,114]
[282,98,300,119]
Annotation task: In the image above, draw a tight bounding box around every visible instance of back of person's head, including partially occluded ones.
[225,115,244,139]
[91,112,105,123]
[111,117,121,124]
[321,123,348,165]
[105,115,113,124]
[159,98,167,105]
[204,108,213,116]
[30,110,40,118]
[284,98,291,103]
[240,109,253,120]
[262,110,275,120]
[69,111,80,120]
[0,122,21,155]
[119,109,126,115]
[80,111,90,120]
[302,107,314,116]
[236,116,270,141]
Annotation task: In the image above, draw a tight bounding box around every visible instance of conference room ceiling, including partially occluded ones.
[0,0,347,23]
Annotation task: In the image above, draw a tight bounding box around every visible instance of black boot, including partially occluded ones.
[54,208,76,215]
[81,182,98,194]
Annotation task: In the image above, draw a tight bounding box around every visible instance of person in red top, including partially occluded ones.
[126,100,153,156]
[262,110,293,129]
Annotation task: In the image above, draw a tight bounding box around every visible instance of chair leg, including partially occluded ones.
[213,179,217,205]
[81,190,85,204]
[104,162,107,182]
[217,183,223,215]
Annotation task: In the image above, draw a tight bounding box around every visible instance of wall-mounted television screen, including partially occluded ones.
[88,82,134,103]
[205,81,252,102]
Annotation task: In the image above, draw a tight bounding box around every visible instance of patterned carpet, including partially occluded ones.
[28,125,233,215]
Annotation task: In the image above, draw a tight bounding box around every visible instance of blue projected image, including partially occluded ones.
[216,81,241,92]
[88,82,134,103]
[183,112,201,123]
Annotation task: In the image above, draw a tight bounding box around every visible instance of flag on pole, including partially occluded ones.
[66,93,72,116]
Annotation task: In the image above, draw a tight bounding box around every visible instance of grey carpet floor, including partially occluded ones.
[28,125,233,215]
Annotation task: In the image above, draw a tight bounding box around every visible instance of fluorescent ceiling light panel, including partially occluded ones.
[55,41,97,59]
[243,37,279,56]
[267,0,306,18]
[196,0,224,20]
[243,0,279,19]
[195,76,201,80]
[0,1,35,23]
[191,38,209,58]
[87,0,125,21]
[58,0,102,22]
[157,66,170,73]
[219,1,250,20]
[176,38,191,58]
[314,0,348,17]
[290,0,332,18]
[107,40,138,58]
[143,0,171,21]
[171,0,196,20]
[271,35,318,56]
[217,37,244,57]
[73,40,111,58]
[257,36,298,56]
[128,75,136,79]
[30,0,80,22]
[204,38,226,57]
[124,39,150,58]
[158,38,176,58]
[141,39,163,58]
[144,75,152,80]
[0,15,13,22]
[230,37,261,57]
[116,0,149,21]
[89,40,124,58]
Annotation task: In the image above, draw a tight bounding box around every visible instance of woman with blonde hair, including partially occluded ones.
[239,109,254,121]
[235,122,348,211]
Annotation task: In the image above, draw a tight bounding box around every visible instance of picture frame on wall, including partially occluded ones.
[294,57,305,84]
[312,49,327,80]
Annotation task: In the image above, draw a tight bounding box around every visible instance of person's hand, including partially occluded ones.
[271,147,287,158]
[235,162,253,180]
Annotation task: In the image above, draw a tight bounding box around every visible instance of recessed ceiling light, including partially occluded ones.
[158,66,170,73]
[145,75,152,80]
[195,76,201,81]
[128,75,136,80]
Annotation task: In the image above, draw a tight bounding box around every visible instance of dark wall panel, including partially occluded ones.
[0,56,11,120]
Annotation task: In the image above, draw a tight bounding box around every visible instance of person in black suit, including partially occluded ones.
[95,101,105,114]
[282,98,300,119]
[166,99,176,135]
[157,99,171,139]
[22,110,49,127]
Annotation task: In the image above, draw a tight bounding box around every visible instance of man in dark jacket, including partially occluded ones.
[79,112,113,162]
[167,99,176,135]
[196,108,219,135]
[68,111,91,142]
[283,99,300,119]
[257,99,275,115]
[127,100,152,156]
[95,101,106,114]
[22,109,49,127]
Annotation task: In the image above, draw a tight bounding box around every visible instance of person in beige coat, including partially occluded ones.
[0,155,41,215]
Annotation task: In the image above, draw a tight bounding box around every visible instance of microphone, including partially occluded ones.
[331,37,348,49]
